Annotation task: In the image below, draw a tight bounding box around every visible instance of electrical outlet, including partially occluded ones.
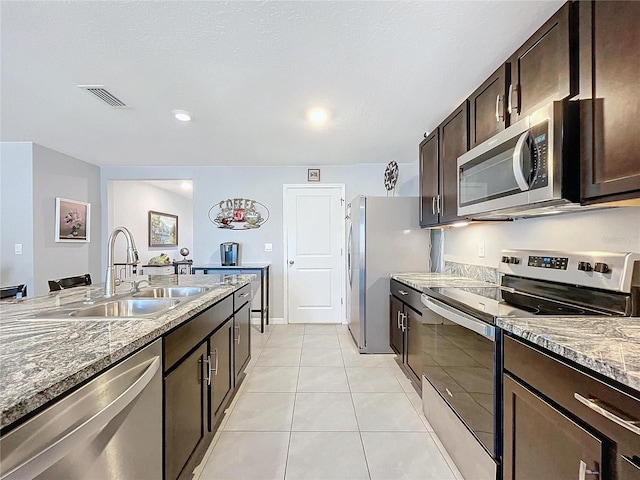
[478,241,485,258]
[264,243,273,252]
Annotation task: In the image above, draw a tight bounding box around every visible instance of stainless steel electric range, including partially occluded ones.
[420,249,640,480]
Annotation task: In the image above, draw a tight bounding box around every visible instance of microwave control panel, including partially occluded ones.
[530,121,549,190]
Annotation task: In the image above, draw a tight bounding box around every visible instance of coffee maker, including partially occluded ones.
[220,242,239,266]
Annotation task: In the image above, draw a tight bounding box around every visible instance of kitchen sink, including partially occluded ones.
[69,298,180,318]
[133,286,211,298]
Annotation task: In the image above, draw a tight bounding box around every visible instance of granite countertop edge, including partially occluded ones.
[0,275,253,430]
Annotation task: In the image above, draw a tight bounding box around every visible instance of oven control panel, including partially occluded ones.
[499,249,640,293]
[528,256,568,270]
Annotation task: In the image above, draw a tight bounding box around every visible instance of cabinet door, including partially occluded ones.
[469,64,509,148]
[579,1,640,202]
[419,130,439,227]
[389,295,404,358]
[503,373,603,480]
[165,343,208,480]
[438,102,468,224]
[210,320,232,426]
[404,306,422,384]
[234,302,251,381]
[508,2,575,122]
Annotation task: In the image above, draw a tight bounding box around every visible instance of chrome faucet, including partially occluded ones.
[105,226,140,297]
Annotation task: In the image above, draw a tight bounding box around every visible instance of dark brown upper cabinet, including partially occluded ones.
[507,2,577,123]
[469,64,510,148]
[438,102,469,224]
[579,1,640,203]
[419,130,439,227]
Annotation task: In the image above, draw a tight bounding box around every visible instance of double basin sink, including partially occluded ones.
[32,286,211,320]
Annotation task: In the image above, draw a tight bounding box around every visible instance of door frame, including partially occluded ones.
[282,184,346,325]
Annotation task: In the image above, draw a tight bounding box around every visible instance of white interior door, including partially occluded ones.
[284,185,344,324]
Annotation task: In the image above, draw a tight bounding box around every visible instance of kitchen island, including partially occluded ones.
[0,274,253,432]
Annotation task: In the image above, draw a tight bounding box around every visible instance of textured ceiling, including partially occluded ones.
[0,1,564,167]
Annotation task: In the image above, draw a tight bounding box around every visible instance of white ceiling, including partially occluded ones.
[1,1,564,168]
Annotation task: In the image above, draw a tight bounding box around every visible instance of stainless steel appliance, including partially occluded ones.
[457,101,580,219]
[0,339,162,480]
[220,242,239,266]
[347,195,430,353]
[420,249,640,480]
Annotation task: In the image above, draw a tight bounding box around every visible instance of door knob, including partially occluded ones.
[289,260,294,265]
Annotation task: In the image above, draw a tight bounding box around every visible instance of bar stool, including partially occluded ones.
[1,284,27,299]
[48,274,92,292]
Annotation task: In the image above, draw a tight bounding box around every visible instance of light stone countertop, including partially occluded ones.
[391,272,640,394]
[0,274,253,431]
[497,316,640,393]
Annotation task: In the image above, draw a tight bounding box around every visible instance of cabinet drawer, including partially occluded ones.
[164,295,233,371]
[390,279,423,313]
[504,335,640,450]
[233,284,251,312]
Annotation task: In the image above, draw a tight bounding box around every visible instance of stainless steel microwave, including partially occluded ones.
[457,102,580,218]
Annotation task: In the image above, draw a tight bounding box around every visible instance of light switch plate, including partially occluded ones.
[264,243,273,252]
[15,243,22,255]
[478,241,485,258]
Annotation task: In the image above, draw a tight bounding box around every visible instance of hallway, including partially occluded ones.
[193,324,463,480]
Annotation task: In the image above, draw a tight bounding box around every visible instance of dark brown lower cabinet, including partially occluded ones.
[210,320,232,429]
[234,301,251,383]
[389,295,404,357]
[503,373,603,480]
[404,308,422,382]
[164,343,208,480]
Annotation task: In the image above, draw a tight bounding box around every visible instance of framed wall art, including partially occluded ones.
[55,197,90,242]
[308,168,320,182]
[149,211,178,247]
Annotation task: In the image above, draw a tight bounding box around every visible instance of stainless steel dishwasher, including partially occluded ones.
[0,339,162,480]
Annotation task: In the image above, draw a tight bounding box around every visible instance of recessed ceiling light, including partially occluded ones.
[172,110,191,122]
[307,108,329,126]
[181,182,191,190]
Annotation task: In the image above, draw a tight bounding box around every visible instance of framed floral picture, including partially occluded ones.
[308,168,320,182]
[55,198,90,242]
[149,211,178,247]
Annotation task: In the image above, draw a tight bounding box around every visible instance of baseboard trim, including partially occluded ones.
[250,316,285,325]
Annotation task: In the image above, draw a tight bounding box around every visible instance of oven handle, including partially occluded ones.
[422,296,495,340]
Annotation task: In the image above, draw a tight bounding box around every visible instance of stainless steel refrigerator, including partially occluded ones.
[347,195,431,353]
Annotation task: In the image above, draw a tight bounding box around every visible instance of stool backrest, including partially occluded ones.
[1,284,27,299]
[48,274,92,292]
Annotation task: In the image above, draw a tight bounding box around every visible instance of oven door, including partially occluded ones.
[421,296,499,457]
[457,102,553,217]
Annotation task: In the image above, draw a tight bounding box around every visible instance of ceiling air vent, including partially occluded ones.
[78,85,127,107]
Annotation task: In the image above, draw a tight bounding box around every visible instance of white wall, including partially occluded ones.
[0,143,102,296]
[101,161,421,319]
[32,144,102,295]
[0,143,34,293]
[443,207,640,268]
[108,181,193,268]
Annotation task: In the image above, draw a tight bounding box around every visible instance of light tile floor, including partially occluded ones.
[194,324,464,480]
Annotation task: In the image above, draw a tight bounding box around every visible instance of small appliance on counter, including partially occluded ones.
[220,242,239,266]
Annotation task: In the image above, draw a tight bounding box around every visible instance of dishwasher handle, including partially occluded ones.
[422,296,495,340]
[1,356,160,480]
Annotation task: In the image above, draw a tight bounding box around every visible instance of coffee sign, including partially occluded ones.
[208,198,269,229]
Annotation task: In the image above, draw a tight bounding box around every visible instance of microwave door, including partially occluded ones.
[513,131,535,192]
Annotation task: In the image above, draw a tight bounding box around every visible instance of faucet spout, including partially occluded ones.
[105,226,139,297]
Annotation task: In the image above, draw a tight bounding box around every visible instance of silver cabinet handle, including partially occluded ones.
[213,348,219,376]
[508,83,518,115]
[574,393,640,436]
[495,94,504,122]
[398,290,409,296]
[579,460,600,480]
[235,325,241,344]
[436,195,441,214]
[1,356,160,480]
[431,197,436,215]
[512,131,532,191]
[203,354,212,386]
[400,313,407,332]
[397,311,401,329]
[240,292,249,298]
